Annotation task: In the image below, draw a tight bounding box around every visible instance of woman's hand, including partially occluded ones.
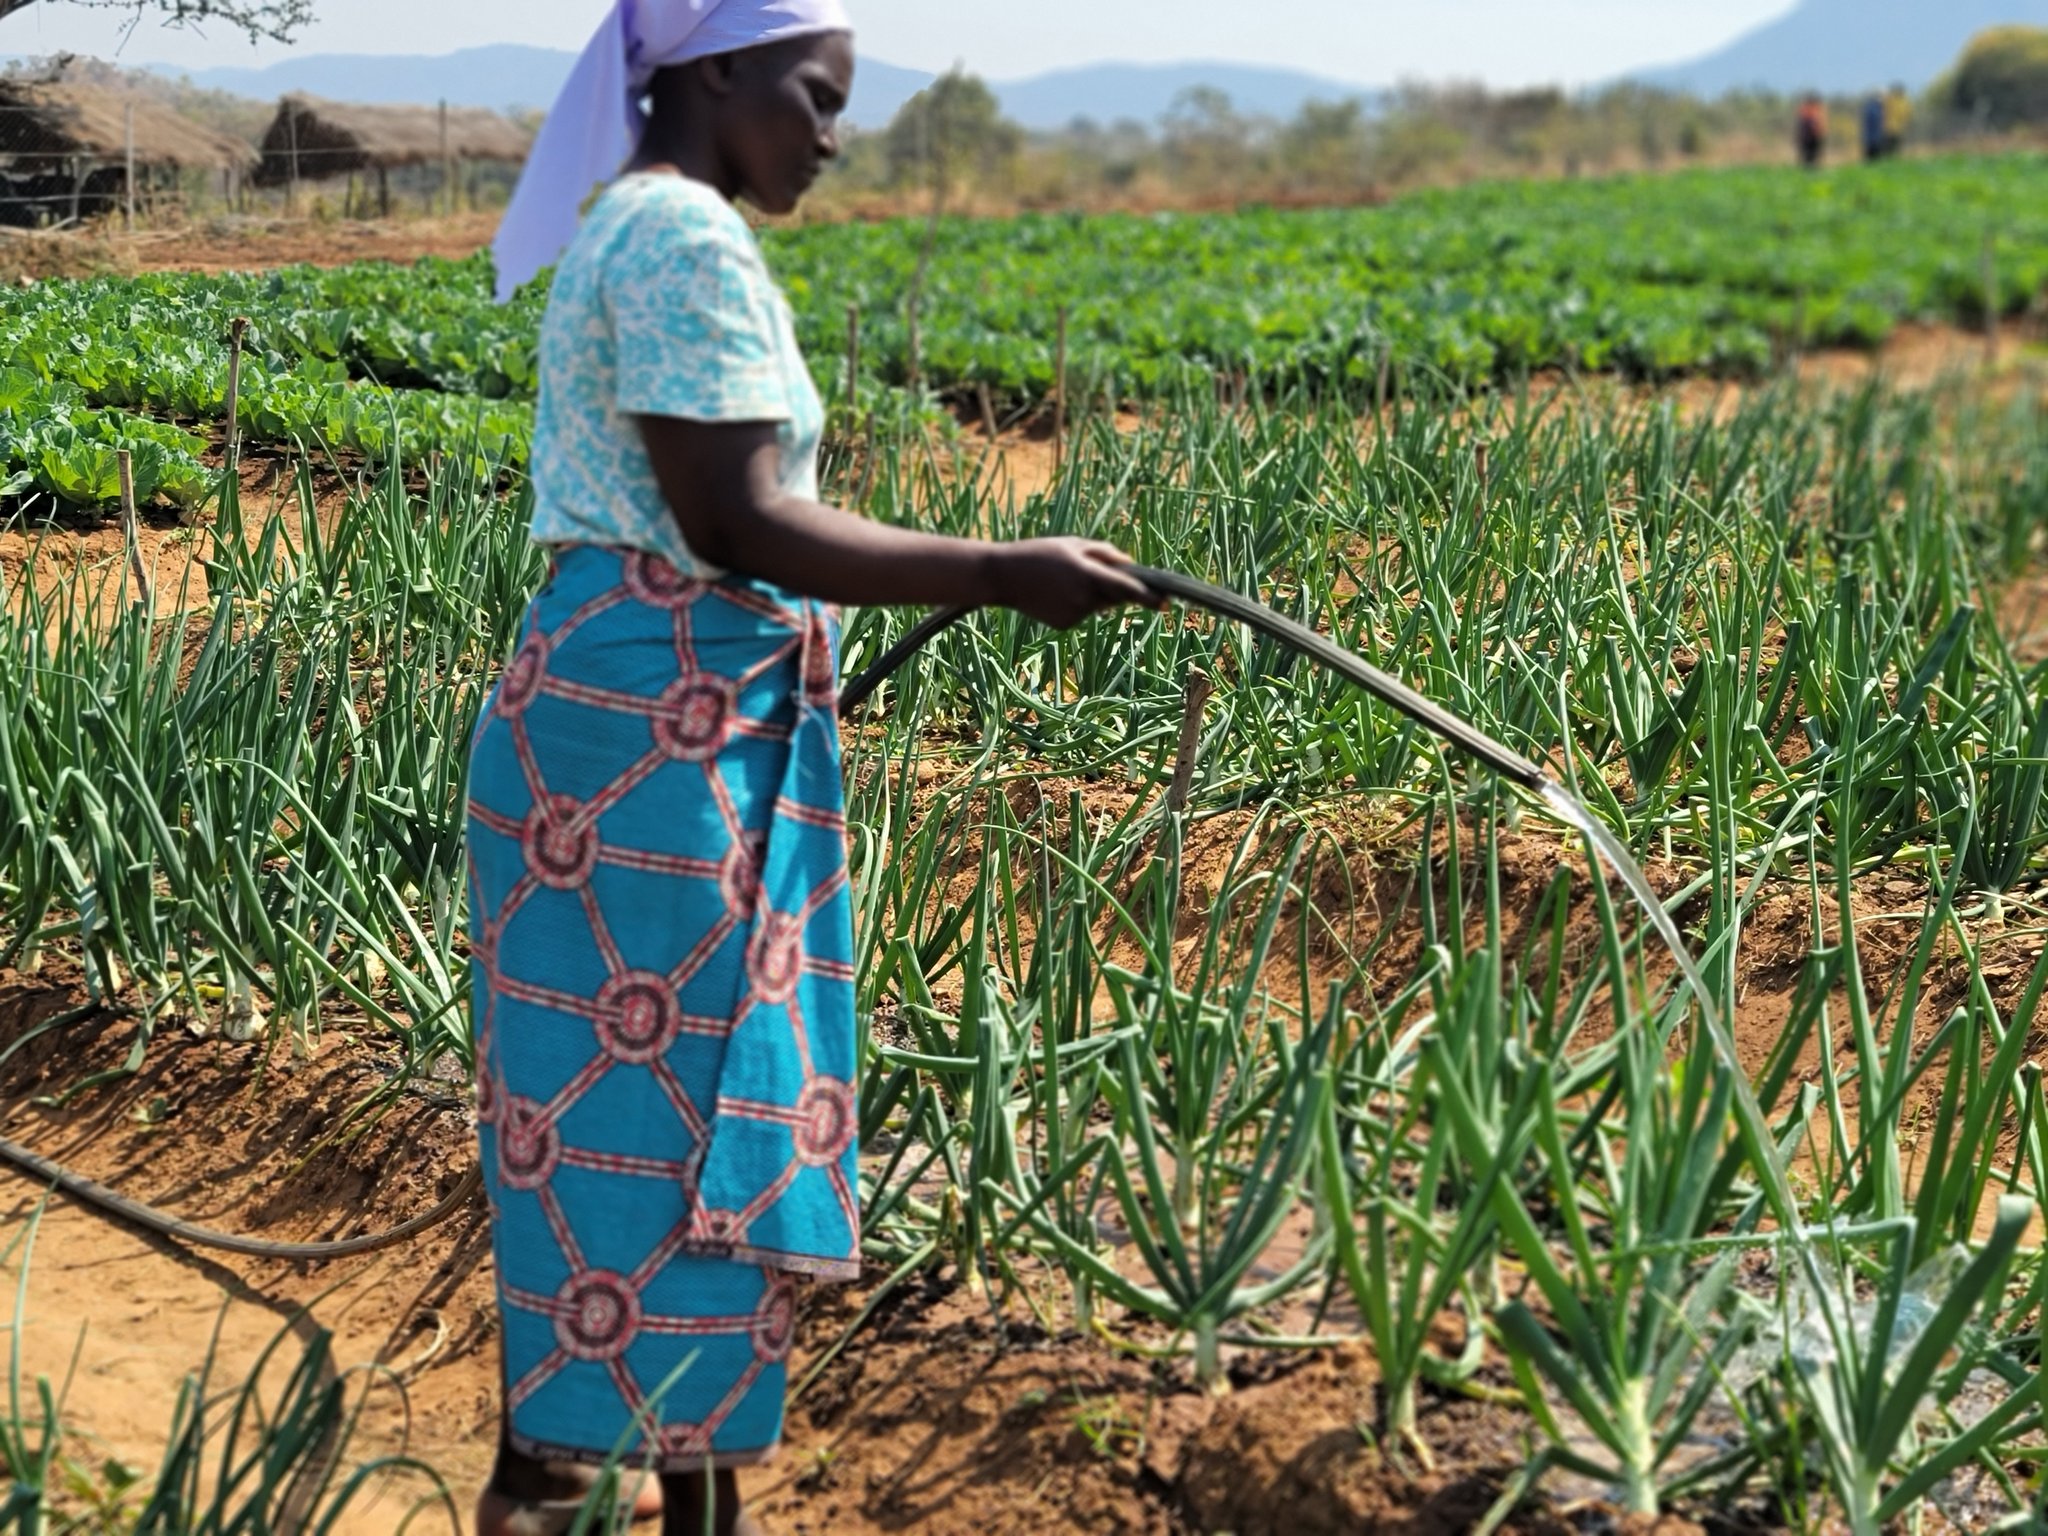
[986,538,1156,628]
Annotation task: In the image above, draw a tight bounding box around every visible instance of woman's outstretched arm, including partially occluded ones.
[638,416,1153,628]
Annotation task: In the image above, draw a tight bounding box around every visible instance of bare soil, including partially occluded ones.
[0,213,504,282]
[0,962,1655,1536]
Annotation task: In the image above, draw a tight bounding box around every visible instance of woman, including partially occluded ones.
[1796,93,1828,168]
[468,4,1149,1533]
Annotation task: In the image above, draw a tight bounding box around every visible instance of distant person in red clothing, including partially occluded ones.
[1797,94,1828,168]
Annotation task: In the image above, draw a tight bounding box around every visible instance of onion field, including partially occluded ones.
[5,156,2048,1533]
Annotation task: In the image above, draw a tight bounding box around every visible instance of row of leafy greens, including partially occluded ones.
[2,155,2044,506]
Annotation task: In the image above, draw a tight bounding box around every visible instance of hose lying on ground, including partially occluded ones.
[0,565,1547,1262]
[0,1132,481,1261]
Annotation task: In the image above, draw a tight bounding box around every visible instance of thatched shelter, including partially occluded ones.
[0,79,257,226]
[254,95,532,208]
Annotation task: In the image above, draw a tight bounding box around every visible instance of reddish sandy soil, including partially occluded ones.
[0,213,504,281]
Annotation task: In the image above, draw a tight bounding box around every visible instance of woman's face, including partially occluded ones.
[722,32,856,216]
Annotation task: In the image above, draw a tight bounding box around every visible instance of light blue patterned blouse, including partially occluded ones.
[526,174,823,580]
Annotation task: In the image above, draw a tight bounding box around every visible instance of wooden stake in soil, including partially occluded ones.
[1053,305,1069,474]
[845,302,860,417]
[1167,669,1215,816]
[224,316,250,470]
[977,380,998,440]
[1474,440,1490,527]
[116,451,150,610]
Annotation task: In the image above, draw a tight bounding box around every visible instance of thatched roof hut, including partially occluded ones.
[0,80,258,172]
[254,95,532,187]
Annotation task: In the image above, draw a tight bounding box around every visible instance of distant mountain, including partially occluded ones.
[1634,0,2048,95]
[136,46,1370,130]
[160,44,581,114]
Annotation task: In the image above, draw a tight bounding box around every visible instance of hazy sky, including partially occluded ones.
[1,0,1801,86]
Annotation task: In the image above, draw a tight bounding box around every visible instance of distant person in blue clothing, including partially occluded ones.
[1862,92,1886,162]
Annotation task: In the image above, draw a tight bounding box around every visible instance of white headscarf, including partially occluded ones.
[493,0,853,301]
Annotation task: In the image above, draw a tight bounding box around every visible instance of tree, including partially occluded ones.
[1278,98,1369,191]
[884,71,1021,198]
[1161,86,1252,188]
[0,0,313,44]
[1933,26,2048,131]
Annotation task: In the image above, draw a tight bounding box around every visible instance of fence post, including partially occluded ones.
[441,100,453,216]
[286,104,300,216]
[124,101,136,232]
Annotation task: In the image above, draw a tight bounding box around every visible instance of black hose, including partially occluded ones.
[839,604,974,717]
[839,564,1552,791]
[0,1132,481,1262]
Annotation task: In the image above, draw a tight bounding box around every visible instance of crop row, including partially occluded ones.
[3,156,2045,510]
[0,259,532,508]
[0,369,213,509]
[789,157,2048,396]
